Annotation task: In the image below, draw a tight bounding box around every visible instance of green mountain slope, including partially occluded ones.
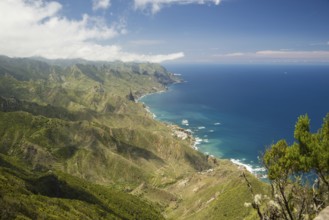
[0,56,267,219]
[0,154,163,219]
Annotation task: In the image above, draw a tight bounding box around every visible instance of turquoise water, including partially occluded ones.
[141,64,329,174]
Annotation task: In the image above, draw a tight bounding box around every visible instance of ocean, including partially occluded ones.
[140,64,329,176]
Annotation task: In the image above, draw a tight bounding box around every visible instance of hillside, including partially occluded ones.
[0,56,268,219]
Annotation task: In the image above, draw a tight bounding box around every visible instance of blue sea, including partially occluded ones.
[141,64,329,175]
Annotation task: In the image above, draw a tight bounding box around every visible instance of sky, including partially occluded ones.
[1,0,329,63]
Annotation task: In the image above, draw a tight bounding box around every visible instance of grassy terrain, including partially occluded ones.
[0,56,268,219]
[0,154,163,219]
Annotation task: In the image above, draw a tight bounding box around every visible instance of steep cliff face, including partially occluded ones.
[0,56,266,219]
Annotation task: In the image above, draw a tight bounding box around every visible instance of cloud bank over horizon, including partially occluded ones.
[0,0,184,63]
[211,50,329,63]
[1,0,328,64]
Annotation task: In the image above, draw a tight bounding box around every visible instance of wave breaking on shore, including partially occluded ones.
[139,88,267,179]
[230,158,267,178]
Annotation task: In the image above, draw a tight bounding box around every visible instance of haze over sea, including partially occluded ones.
[141,64,329,175]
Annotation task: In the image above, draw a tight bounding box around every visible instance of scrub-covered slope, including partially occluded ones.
[0,56,267,219]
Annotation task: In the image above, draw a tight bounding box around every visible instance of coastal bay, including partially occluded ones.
[141,64,329,177]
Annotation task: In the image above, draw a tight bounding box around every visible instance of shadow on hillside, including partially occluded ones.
[28,174,124,219]
[0,96,93,121]
[116,142,165,164]
[184,152,210,171]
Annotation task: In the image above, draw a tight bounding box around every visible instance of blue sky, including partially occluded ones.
[1,0,329,63]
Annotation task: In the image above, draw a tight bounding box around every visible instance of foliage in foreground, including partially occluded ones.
[246,114,329,220]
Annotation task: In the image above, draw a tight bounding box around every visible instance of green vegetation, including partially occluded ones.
[246,114,329,219]
[0,154,163,219]
[0,55,266,219]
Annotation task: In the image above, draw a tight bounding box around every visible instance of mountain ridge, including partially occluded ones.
[0,55,267,219]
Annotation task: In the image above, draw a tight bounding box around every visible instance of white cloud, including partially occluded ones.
[93,0,111,11]
[225,52,244,57]
[129,40,165,46]
[213,50,329,63]
[134,0,221,14]
[0,0,184,63]
[117,52,185,63]
[255,50,329,59]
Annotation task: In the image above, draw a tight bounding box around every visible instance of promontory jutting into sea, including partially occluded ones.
[141,64,329,177]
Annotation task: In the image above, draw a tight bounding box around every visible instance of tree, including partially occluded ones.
[245,114,329,220]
